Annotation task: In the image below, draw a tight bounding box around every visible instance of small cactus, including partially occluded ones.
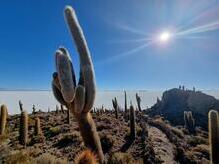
[51,6,104,163]
[136,93,141,111]
[184,111,195,133]
[34,117,42,136]
[19,111,28,148]
[32,104,36,114]
[19,100,23,112]
[208,110,219,164]
[130,104,136,139]
[0,105,7,135]
[75,149,97,164]
[61,104,65,114]
[112,97,118,119]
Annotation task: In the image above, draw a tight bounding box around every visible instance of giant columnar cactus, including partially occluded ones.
[51,6,104,163]
[208,110,219,164]
[112,97,118,119]
[67,108,71,124]
[0,105,7,135]
[19,111,28,148]
[130,104,136,139]
[34,117,42,136]
[184,111,195,134]
[19,100,23,112]
[32,104,36,114]
[136,93,142,111]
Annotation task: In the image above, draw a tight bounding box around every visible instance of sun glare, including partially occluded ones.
[159,32,171,42]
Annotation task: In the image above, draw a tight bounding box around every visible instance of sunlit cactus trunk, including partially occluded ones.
[184,111,195,134]
[51,5,104,163]
[0,105,7,135]
[19,111,28,148]
[208,110,219,164]
[34,117,42,136]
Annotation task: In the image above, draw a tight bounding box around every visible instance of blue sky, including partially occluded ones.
[1,0,219,90]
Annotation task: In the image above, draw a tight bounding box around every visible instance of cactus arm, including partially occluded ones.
[64,6,96,112]
[52,79,66,106]
[73,85,86,115]
[56,49,75,102]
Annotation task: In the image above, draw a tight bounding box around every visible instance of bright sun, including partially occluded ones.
[159,32,171,42]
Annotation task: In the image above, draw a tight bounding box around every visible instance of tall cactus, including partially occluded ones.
[124,91,128,121]
[34,117,42,136]
[32,104,36,114]
[136,93,141,111]
[0,105,7,135]
[19,100,23,112]
[61,104,65,114]
[208,110,219,164]
[184,111,195,134]
[51,6,104,163]
[130,104,136,139]
[19,111,28,148]
[112,97,118,119]
[67,108,71,124]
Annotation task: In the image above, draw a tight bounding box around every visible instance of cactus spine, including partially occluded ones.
[0,105,7,135]
[136,93,141,111]
[130,104,136,139]
[19,100,23,112]
[19,111,28,148]
[112,97,118,119]
[208,110,219,164]
[184,111,195,133]
[34,117,42,136]
[51,6,104,163]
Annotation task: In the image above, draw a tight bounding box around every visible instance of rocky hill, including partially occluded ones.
[147,88,219,129]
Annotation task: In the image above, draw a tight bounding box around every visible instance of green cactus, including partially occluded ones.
[51,6,104,163]
[0,105,7,135]
[136,93,141,111]
[34,117,42,136]
[184,111,195,134]
[130,104,136,139]
[112,97,118,119]
[19,100,23,112]
[19,111,28,148]
[208,110,219,164]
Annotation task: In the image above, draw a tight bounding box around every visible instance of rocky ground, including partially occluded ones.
[0,109,210,164]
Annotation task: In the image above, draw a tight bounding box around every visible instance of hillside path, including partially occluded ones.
[148,126,176,164]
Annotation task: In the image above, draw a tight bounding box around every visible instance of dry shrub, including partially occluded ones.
[55,132,81,148]
[100,133,114,154]
[187,136,208,147]
[35,153,67,164]
[171,127,184,138]
[108,152,135,164]
[74,149,97,164]
[5,150,33,164]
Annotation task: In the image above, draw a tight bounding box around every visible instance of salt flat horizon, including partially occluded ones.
[1,89,219,114]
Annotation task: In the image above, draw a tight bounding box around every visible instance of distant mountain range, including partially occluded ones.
[147,88,219,129]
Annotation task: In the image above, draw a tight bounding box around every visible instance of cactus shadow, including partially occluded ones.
[120,135,135,152]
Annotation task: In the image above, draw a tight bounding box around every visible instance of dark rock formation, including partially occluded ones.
[147,88,219,129]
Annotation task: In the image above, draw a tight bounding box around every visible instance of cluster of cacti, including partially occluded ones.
[51,5,104,163]
[0,105,8,135]
[112,97,118,119]
[34,117,42,136]
[32,104,36,114]
[19,100,23,112]
[19,111,28,148]
[208,110,219,164]
[129,104,136,139]
[136,93,141,111]
[184,111,195,133]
